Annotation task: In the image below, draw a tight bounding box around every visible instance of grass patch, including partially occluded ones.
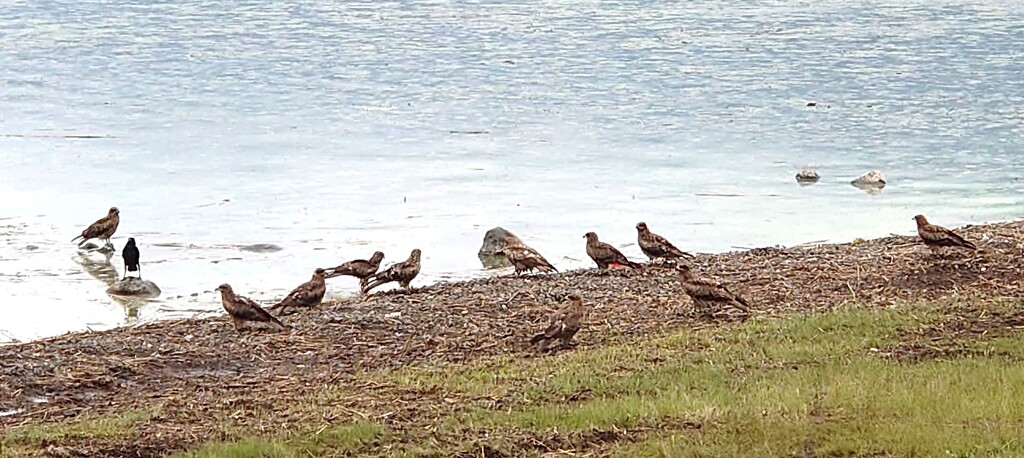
[120,298,1024,457]
[379,301,1024,456]
[1,409,154,457]
[171,421,390,458]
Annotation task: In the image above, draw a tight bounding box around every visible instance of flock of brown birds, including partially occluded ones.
[72,207,979,350]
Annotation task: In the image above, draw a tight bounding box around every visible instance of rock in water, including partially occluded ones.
[478,227,517,269]
[795,168,820,186]
[239,243,283,253]
[851,170,886,194]
[106,277,162,298]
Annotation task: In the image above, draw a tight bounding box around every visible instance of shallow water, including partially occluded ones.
[1,0,1022,343]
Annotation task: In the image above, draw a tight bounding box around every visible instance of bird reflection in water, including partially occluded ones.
[72,249,148,322]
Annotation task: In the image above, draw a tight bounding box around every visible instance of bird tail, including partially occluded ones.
[627,260,642,269]
[362,276,382,294]
[268,314,288,331]
[529,333,547,344]
[962,240,978,250]
[732,297,752,314]
[538,264,558,273]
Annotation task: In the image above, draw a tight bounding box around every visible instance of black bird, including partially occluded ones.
[121,237,141,280]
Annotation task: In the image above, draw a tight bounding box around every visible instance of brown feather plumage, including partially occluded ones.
[914,215,976,252]
[530,294,585,350]
[215,283,287,332]
[676,264,751,314]
[636,222,694,261]
[325,251,384,290]
[363,249,421,293]
[72,207,120,247]
[503,236,557,275]
[584,232,640,269]
[268,268,327,314]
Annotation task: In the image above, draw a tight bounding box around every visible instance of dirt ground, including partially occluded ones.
[2,220,1022,456]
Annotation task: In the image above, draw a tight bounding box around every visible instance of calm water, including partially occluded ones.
[1,0,1022,343]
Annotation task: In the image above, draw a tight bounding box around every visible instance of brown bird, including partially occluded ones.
[325,251,385,290]
[363,248,421,293]
[71,207,120,248]
[503,235,557,275]
[914,215,977,256]
[530,293,585,350]
[675,264,751,315]
[215,283,287,332]
[584,232,640,269]
[636,222,694,262]
[268,268,327,315]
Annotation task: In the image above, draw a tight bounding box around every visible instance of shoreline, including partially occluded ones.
[0,216,1015,345]
[2,219,1023,455]
[3,218,1021,352]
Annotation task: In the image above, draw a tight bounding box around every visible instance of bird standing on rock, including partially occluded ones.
[914,215,977,256]
[636,222,694,263]
[584,232,640,269]
[215,284,287,332]
[121,237,141,280]
[363,248,421,293]
[675,264,751,316]
[71,207,120,248]
[530,293,585,351]
[325,251,385,290]
[268,268,327,315]
[503,235,557,275]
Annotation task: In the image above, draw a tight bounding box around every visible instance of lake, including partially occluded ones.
[1,0,1022,343]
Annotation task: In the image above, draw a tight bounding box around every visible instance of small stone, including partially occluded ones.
[795,168,820,185]
[851,170,886,194]
[239,243,283,253]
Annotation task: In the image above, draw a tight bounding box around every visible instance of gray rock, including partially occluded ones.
[795,168,820,185]
[851,170,886,194]
[239,243,283,253]
[106,277,162,298]
[478,227,519,269]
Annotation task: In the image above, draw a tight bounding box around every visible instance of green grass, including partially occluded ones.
[173,422,390,458]
[9,298,1024,457]
[1,410,155,457]
[379,300,1024,456]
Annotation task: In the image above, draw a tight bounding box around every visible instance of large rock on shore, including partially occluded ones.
[106,277,162,298]
[478,227,519,269]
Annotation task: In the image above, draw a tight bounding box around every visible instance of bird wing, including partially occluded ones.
[327,260,367,278]
[232,296,277,323]
[122,245,140,264]
[273,280,324,309]
[652,233,693,258]
[592,242,628,264]
[929,225,975,249]
[687,277,739,302]
[81,216,115,239]
[506,245,557,272]
[398,261,421,281]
